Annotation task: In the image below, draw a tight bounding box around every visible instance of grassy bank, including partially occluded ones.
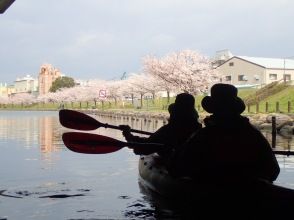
[1,83,294,114]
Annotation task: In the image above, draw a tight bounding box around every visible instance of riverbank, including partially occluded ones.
[80,109,294,138]
[1,108,294,138]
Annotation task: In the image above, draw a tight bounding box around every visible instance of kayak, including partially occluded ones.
[138,154,294,217]
[138,154,187,198]
[138,154,222,199]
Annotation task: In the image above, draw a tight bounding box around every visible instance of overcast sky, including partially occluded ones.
[1,0,294,84]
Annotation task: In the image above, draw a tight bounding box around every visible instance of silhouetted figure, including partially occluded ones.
[170,83,280,183]
[120,93,202,157]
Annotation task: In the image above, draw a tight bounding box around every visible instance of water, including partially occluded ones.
[0,111,294,219]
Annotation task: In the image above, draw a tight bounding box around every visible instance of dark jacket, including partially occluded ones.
[170,115,280,183]
[124,119,202,156]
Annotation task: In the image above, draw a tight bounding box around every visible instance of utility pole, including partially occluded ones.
[284,58,286,83]
[283,56,294,83]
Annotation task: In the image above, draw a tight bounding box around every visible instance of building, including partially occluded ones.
[38,64,61,95]
[216,56,294,87]
[14,75,38,95]
[0,83,15,97]
[211,49,233,68]
[0,83,8,97]
[7,84,15,97]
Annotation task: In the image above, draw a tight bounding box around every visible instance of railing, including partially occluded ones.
[1,100,294,114]
[196,101,294,114]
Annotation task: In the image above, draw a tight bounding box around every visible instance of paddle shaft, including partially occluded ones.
[273,150,294,156]
[62,131,294,156]
[60,110,294,155]
[101,123,152,135]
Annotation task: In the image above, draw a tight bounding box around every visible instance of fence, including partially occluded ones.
[1,100,294,114]
[196,101,294,114]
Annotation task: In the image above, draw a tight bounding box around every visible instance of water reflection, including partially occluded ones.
[0,111,64,167]
[1,110,293,157]
[1,111,294,219]
[0,111,62,149]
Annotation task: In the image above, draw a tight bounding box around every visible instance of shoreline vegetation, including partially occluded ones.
[1,82,294,138]
[1,106,293,140]
[1,81,294,113]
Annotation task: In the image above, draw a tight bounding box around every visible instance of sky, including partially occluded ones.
[1,0,294,84]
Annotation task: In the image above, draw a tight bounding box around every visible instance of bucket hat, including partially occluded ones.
[201,83,245,115]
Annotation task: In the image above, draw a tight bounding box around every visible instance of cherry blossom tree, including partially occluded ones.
[118,78,139,105]
[41,79,109,109]
[131,73,163,103]
[0,50,221,110]
[143,50,220,95]
[126,73,164,108]
[0,96,9,107]
[105,80,124,107]
[11,93,35,106]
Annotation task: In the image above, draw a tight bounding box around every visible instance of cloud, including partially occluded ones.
[0,0,294,83]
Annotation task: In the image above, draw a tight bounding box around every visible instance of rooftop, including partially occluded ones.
[237,56,294,69]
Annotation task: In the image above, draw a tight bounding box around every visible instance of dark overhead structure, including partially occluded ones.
[0,0,15,14]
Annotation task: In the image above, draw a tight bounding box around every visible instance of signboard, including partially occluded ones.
[99,89,106,99]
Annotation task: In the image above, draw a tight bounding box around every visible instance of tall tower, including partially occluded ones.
[38,64,61,95]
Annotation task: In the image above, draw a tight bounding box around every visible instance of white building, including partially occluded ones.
[216,56,294,87]
[14,75,38,95]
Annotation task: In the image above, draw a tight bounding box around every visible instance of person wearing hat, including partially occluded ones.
[170,83,280,184]
[120,93,202,157]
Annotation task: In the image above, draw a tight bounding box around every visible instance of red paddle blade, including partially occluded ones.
[59,109,100,130]
[62,132,125,154]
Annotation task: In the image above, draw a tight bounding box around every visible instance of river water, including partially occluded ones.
[0,111,294,220]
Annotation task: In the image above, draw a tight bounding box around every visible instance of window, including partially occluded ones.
[238,75,247,81]
[229,62,234,66]
[284,74,291,81]
[225,75,231,81]
[254,75,260,81]
[269,74,277,80]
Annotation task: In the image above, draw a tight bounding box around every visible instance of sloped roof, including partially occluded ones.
[237,56,294,69]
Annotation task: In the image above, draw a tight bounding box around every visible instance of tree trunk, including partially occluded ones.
[140,93,143,108]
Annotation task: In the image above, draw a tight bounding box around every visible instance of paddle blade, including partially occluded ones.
[62,132,126,154]
[59,109,101,130]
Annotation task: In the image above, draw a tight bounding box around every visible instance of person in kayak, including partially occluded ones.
[119,93,202,158]
[170,83,280,184]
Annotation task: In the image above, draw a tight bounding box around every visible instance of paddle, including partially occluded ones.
[62,132,164,154]
[62,132,294,156]
[59,109,152,135]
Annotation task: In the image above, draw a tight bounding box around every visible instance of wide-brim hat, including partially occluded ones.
[201,83,245,115]
[169,93,199,119]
